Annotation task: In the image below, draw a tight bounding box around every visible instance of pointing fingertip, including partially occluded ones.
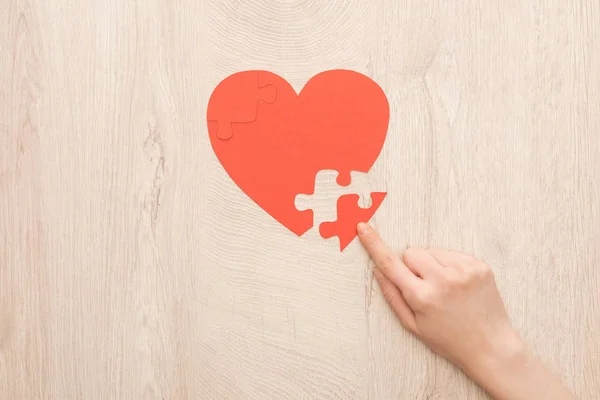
[357,222,370,235]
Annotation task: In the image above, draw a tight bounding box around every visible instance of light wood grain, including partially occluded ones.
[1,0,599,399]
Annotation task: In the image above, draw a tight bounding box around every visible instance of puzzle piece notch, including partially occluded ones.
[294,170,374,228]
[319,192,387,251]
[207,71,277,140]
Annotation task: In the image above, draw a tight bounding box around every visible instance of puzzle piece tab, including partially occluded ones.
[207,71,277,140]
[294,170,374,229]
[319,192,387,251]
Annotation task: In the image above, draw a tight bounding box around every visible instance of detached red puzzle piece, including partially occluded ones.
[206,70,389,250]
[320,192,387,251]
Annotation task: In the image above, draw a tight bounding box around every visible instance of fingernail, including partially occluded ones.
[357,222,369,235]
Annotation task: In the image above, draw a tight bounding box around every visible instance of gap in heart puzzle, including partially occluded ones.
[206,69,389,251]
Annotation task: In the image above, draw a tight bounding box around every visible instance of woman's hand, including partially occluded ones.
[357,222,575,400]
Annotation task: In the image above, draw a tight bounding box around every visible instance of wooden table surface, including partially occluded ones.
[1,0,599,398]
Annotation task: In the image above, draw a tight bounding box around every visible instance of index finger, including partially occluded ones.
[357,223,421,293]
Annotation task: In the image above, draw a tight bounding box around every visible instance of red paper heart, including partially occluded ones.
[207,70,389,237]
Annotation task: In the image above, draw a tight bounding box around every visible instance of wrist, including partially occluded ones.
[462,332,575,400]
[462,329,529,388]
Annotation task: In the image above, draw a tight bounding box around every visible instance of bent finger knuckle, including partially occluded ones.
[413,287,437,310]
[471,260,493,280]
[403,247,424,266]
[479,264,494,280]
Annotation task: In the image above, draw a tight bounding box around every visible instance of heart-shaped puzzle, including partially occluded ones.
[207,69,389,249]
